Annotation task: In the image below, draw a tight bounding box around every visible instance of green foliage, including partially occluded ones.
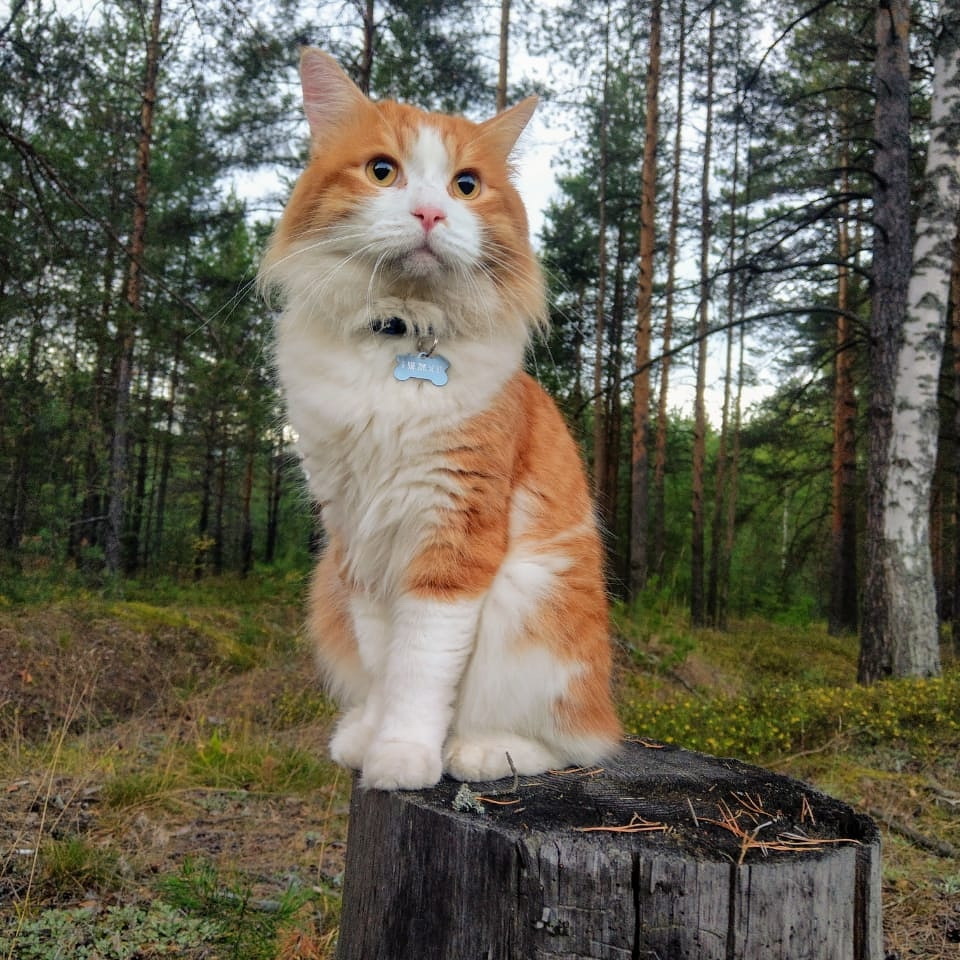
[623,665,960,764]
[159,857,315,960]
[0,902,220,960]
[100,771,180,809]
[612,588,696,674]
[188,728,334,793]
[34,836,123,899]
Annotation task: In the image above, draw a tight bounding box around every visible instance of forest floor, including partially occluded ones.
[0,573,957,959]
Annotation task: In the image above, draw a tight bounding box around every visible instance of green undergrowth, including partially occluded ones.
[1,856,318,960]
[1,902,221,960]
[614,596,960,765]
[622,670,960,763]
[0,573,341,960]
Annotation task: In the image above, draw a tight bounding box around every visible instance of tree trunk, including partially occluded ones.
[496,0,510,113]
[240,439,255,577]
[652,0,686,581]
[194,410,218,581]
[724,325,746,620]
[708,42,742,629]
[152,330,182,571]
[592,9,612,536]
[358,0,375,95]
[213,446,227,576]
[951,237,960,653]
[830,144,860,635]
[880,0,960,678]
[125,358,154,575]
[105,0,162,577]
[609,230,629,573]
[265,434,285,566]
[859,0,911,682]
[629,0,661,600]
[691,3,716,627]
[336,742,882,960]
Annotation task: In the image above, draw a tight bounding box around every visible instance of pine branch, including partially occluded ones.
[0,117,209,325]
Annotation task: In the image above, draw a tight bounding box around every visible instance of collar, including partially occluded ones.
[370,316,409,336]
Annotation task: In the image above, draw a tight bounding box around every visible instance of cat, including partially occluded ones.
[260,47,621,791]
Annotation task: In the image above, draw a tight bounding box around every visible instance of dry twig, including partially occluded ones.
[576,813,668,834]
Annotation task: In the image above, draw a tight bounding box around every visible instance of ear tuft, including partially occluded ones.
[299,47,368,144]
[477,96,538,160]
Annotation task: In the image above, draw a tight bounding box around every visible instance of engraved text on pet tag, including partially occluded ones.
[393,352,450,387]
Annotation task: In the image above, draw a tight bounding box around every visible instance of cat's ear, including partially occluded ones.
[299,47,368,144]
[476,96,538,160]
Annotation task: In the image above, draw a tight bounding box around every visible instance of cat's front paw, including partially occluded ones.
[328,708,375,771]
[361,740,442,791]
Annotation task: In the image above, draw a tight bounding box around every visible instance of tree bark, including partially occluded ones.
[358,0,375,95]
[496,0,510,113]
[859,0,911,682]
[105,0,162,577]
[629,0,661,600]
[880,0,960,678]
[652,0,686,581]
[592,8,612,536]
[951,238,960,653]
[830,142,859,635]
[708,37,742,629]
[691,3,716,627]
[336,742,883,960]
[599,228,627,582]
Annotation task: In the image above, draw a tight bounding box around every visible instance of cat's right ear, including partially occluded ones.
[299,47,368,144]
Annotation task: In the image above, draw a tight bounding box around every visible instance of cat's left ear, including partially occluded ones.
[477,96,538,161]
[299,47,369,144]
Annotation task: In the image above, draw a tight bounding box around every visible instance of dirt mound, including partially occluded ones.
[0,602,230,740]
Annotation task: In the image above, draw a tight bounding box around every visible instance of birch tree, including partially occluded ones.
[878,0,960,678]
[859,0,911,682]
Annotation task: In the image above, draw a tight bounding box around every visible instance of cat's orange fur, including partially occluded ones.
[262,49,620,790]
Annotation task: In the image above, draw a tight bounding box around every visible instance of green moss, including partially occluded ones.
[622,668,960,764]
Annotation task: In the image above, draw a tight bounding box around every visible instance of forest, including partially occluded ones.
[2,0,959,683]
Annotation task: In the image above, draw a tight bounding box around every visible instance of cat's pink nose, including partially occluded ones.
[413,205,446,232]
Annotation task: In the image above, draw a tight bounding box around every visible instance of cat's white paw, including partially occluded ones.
[361,740,443,791]
[328,709,375,771]
[444,734,562,782]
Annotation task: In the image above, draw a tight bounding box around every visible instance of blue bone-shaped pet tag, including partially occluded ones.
[393,352,450,387]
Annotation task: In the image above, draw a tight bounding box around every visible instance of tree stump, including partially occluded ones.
[336,740,882,960]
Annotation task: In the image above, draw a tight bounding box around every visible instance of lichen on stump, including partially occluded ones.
[336,739,882,960]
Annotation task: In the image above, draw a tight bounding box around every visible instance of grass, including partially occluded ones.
[0,572,347,960]
[1,574,959,957]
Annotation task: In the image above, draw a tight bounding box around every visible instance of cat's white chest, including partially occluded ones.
[276,319,520,590]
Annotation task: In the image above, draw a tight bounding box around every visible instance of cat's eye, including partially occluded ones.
[365,157,399,187]
[451,170,480,199]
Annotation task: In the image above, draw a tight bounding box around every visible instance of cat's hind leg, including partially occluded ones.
[444,733,563,782]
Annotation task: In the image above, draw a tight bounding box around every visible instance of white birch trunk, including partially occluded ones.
[883,0,960,677]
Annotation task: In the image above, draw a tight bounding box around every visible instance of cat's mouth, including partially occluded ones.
[396,242,446,277]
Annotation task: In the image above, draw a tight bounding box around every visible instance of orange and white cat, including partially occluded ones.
[260,48,620,790]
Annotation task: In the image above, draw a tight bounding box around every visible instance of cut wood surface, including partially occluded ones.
[336,739,882,960]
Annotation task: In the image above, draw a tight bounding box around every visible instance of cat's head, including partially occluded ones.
[261,48,546,338]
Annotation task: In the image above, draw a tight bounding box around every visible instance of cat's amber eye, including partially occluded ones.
[451,170,481,199]
[365,157,399,187]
